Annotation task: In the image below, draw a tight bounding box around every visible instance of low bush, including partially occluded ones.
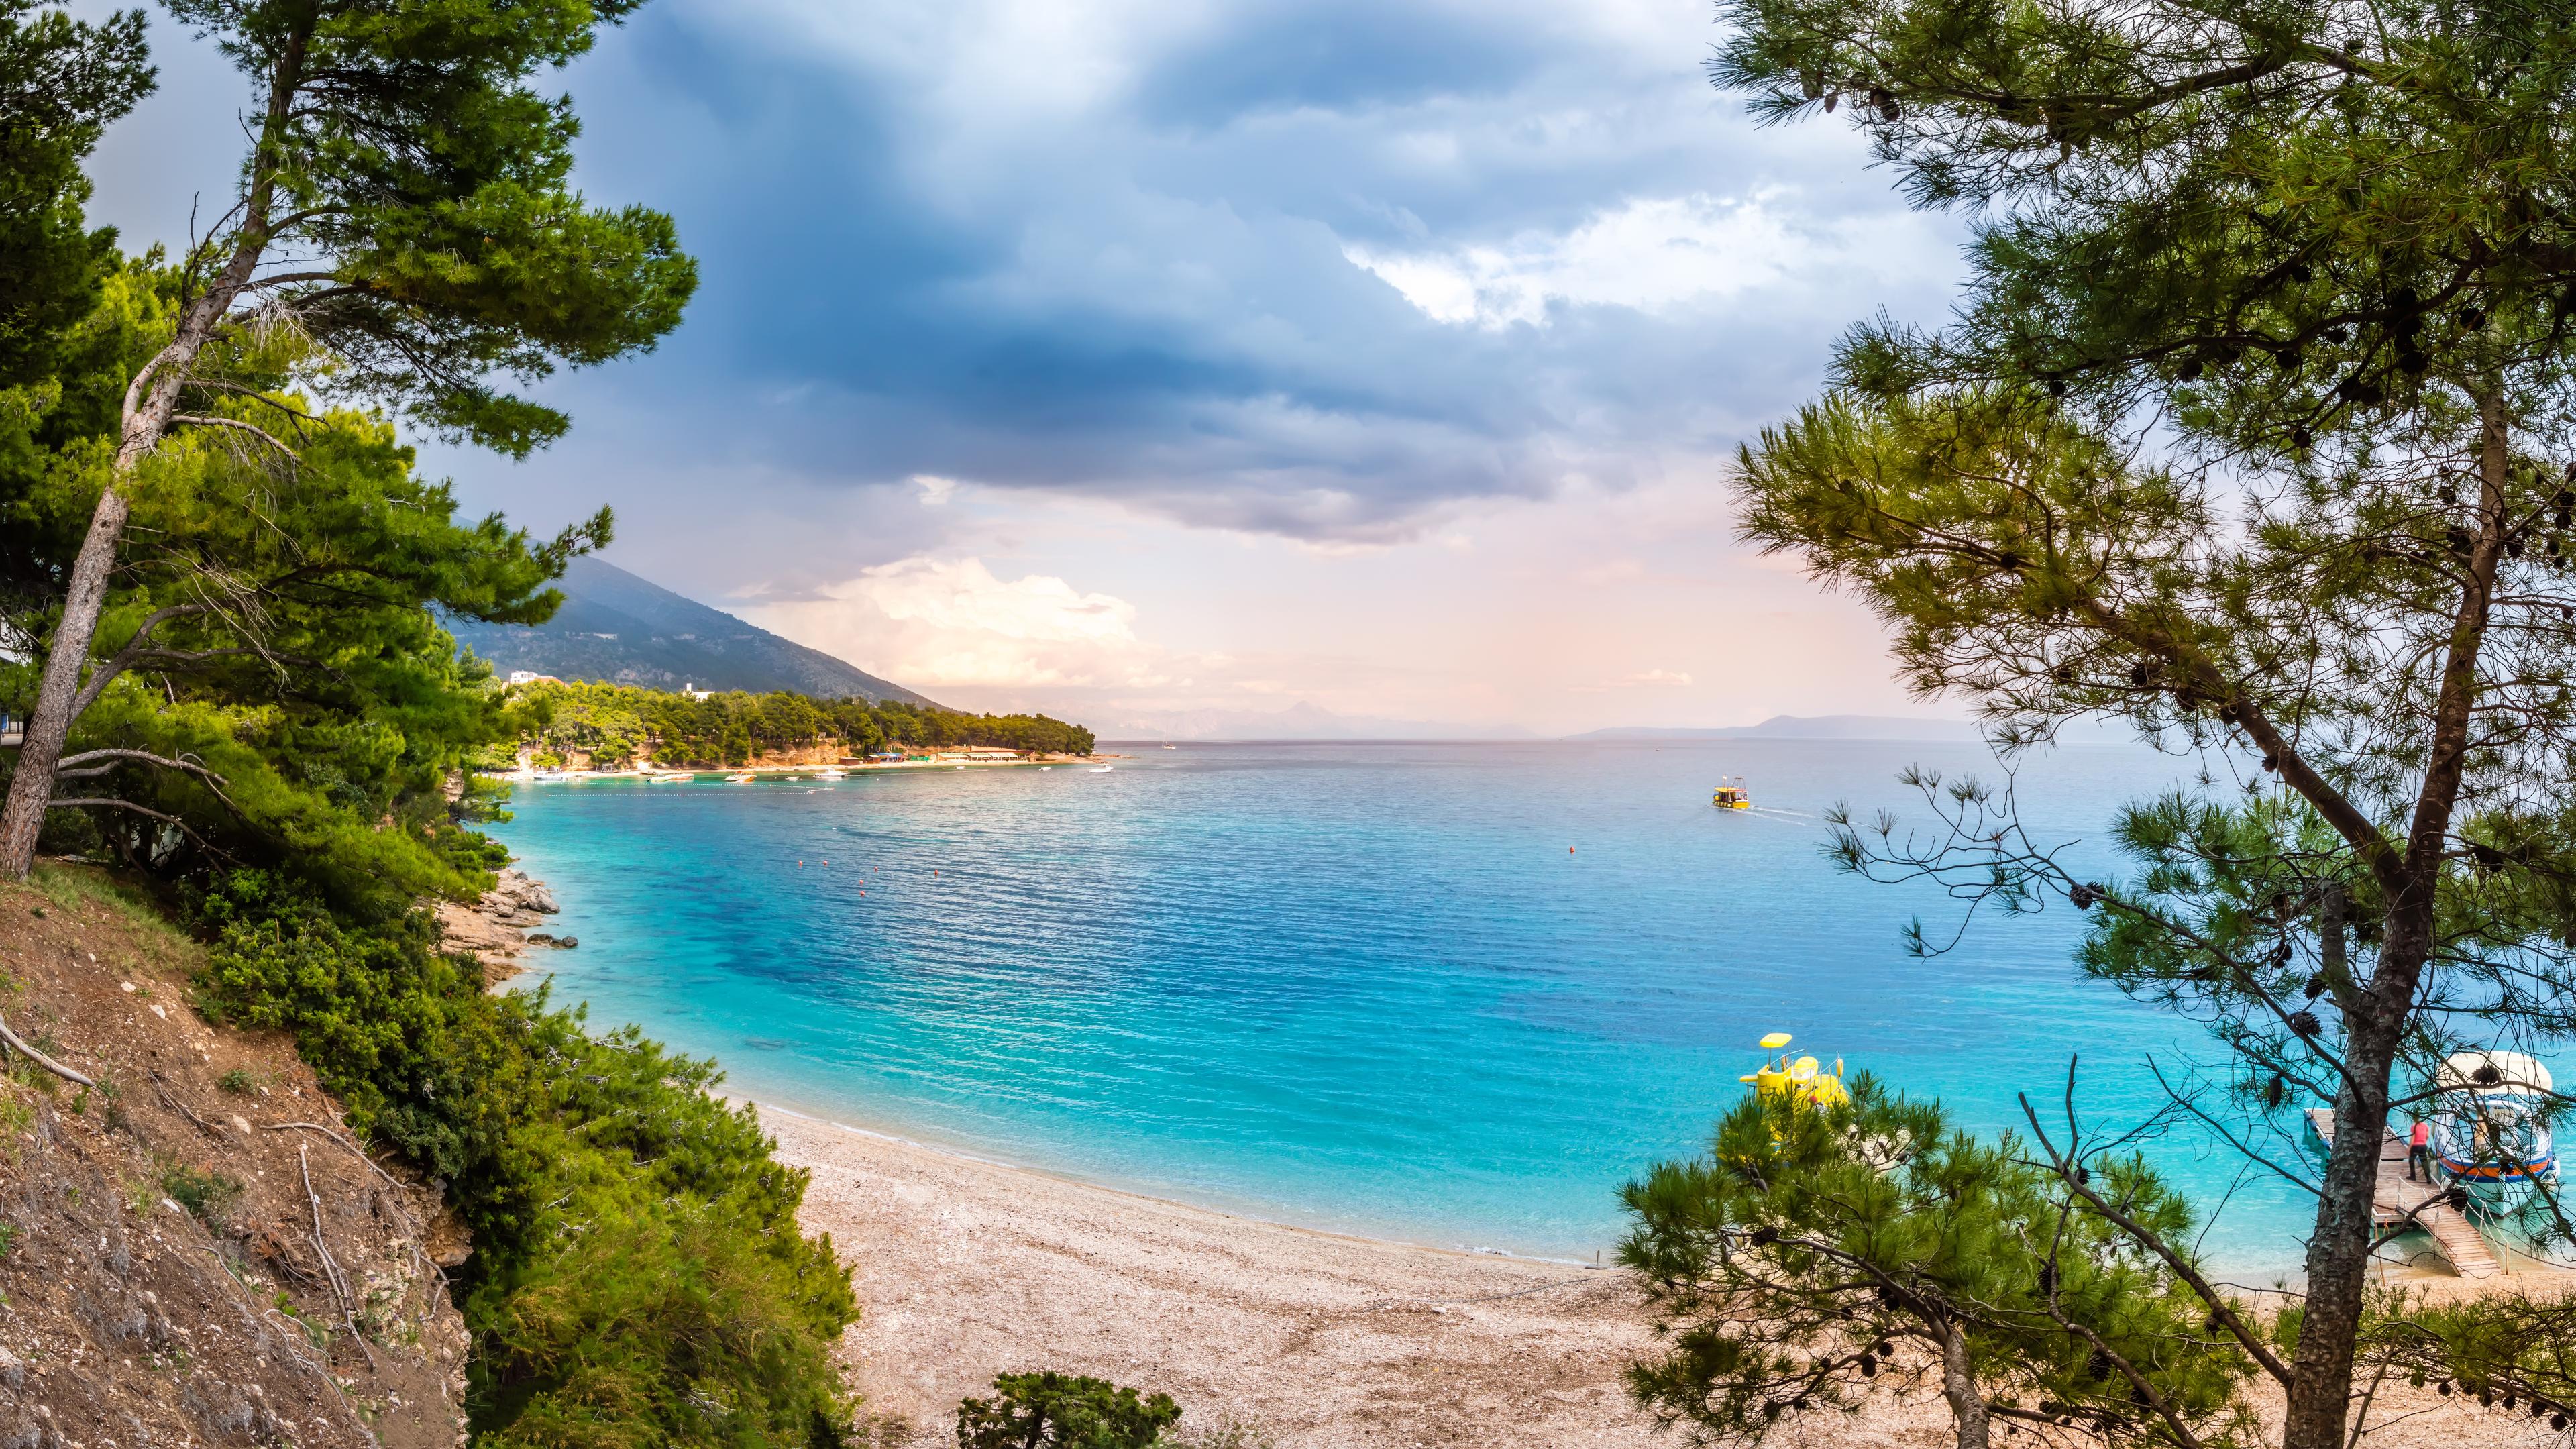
[193,869,857,1446]
[955,1373,1180,1449]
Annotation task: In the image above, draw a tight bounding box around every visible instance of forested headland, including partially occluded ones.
[505,679,1096,768]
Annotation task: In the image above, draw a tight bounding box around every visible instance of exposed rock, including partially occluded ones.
[433,867,566,985]
[492,869,559,916]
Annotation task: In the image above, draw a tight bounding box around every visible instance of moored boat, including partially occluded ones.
[2430,1050,2557,1216]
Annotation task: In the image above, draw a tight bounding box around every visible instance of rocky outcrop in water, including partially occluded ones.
[434,867,563,985]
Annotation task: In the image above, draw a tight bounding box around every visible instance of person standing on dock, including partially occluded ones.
[2408,1119,2432,1182]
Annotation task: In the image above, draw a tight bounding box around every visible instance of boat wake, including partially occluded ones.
[1743,806,1813,824]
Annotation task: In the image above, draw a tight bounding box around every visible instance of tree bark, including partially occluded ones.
[2279,389,2506,1449]
[2283,1007,2402,1449]
[0,27,307,879]
[0,487,131,873]
[1936,1317,1992,1449]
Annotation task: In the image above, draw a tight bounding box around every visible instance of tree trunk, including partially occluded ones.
[2280,1000,2404,1449]
[1936,1317,1992,1449]
[2282,388,2506,1448]
[0,487,131,874]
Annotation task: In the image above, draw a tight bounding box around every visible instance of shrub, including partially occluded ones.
[160,1163,243,1225]
[193,871,857,1446]
[956,1373,1179,1449]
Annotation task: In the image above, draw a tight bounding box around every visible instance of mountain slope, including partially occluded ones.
[448,556,938,705]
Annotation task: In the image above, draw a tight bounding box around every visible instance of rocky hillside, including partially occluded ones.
[0,868,468,1449]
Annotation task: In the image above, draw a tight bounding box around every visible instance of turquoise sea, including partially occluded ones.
[487,738,2316,1270]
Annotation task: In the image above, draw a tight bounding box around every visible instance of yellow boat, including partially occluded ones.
[1739,1032,1849,1111]
[1712,775,1752,810]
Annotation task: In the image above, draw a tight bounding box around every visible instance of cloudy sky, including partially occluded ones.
[84,0,1970,735]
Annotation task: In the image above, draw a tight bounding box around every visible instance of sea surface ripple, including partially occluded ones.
[490,738,2312,1266]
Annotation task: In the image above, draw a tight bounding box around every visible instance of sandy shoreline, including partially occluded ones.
[762,1106,1670,1447]
[765,1106,2540,1449]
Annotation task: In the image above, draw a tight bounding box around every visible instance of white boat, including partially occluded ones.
[812,768,847,780]
[1090,765,1113,773]
[2430,1051,2558,1216]
[725,772,755,784]
[655,772,693,783]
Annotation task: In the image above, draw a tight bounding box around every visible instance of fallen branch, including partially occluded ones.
[264,1120,401,1189]
[149,1068,229,1141]
[0,1012,92,1087]
[299,1143,378,1367]
[264,1120,444,1330]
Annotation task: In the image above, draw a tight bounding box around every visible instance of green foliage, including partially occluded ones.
[158,1162,242,1225]
[193,870,857,1446]
[2362,1289,2576,1429]
[0,2,152,391]
[509,679,1096,767]
[161,0,694,457]
[1716,0,2576,449]
[2,274,607,916]
[1620,1077,2255,1447]
[956,1373,1181,1449]
[1709,7,2576,1437]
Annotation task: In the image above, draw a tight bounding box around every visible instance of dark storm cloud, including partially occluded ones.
[82,0,1964,551]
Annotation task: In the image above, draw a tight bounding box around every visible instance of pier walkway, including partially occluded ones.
[2306,1108,2500,1278]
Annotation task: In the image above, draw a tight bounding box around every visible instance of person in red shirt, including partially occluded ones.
[2408,1119,2433,1182]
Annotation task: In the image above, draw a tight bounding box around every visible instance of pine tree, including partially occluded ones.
[1707,5,2576,1444]
[1621,1076,2255,1449]
[0,0,693,876]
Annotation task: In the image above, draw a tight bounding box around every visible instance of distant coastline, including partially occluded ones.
[503,753,1114,783]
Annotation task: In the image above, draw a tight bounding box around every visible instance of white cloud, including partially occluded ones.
[912,474,961,506]
[743,557,1148,688]
[1344,191,1930,329]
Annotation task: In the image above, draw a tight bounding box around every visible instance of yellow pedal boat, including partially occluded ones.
[1740,1032,1849,1111]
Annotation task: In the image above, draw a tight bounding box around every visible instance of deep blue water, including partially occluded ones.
[486,739,2314,1267]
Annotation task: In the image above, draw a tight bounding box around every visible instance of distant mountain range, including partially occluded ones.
[1569,715,1985,742]
[447,556,937,706]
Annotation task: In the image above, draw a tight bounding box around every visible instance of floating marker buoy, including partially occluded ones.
[1570,846,1576,853]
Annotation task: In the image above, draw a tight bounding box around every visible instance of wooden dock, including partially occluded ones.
[2306,1109,2500,1277]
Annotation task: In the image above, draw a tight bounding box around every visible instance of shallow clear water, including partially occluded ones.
[488,739,2314,1267]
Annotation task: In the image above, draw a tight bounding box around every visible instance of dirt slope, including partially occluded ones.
[0,867,468,1449]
